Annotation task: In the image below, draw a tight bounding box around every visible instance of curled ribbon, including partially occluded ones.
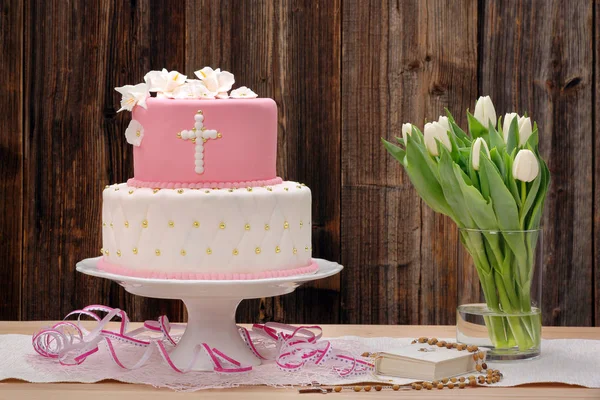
[32,306,374,376]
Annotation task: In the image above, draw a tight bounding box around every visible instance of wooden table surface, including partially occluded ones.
[1,322,599,399]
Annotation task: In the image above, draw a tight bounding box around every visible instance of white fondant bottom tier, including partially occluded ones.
[101,181,312,276]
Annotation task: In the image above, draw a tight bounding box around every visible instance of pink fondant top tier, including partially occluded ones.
[132,98,277,184]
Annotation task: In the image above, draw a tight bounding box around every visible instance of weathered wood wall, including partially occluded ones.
[0,0,597,326]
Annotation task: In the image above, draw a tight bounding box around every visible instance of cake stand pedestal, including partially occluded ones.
[76,257,342,371]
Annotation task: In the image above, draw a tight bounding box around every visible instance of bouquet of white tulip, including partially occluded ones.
[383,96,550,353]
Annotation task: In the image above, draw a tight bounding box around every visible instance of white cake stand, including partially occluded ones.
[76,257,342,371]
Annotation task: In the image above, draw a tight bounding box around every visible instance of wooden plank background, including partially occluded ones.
[0,0,597,326]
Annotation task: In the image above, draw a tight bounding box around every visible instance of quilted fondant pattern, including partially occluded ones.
[101,181,312,274]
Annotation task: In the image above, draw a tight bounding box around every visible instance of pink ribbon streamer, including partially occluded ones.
[32,306,374,377]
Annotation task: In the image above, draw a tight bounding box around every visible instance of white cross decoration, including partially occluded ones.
[177,110,222,174]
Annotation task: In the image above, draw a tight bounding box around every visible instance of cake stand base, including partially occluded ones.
[76,257,343,371]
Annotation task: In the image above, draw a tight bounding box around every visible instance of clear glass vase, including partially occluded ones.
[457,228,542,361]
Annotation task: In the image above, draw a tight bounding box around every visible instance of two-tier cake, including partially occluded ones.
[100,67,316,279]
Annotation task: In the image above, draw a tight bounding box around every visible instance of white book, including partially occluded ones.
[374,344,486,381]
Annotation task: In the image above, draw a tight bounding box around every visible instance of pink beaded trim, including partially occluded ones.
[98,257,318,280]
[127,176,283,189]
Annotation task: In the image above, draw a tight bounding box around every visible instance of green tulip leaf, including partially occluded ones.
[488,120,505,151]
[467,111,488,140]
[382,138,406,166]
[438,149,473,227]
[506,117,519,155]
[503,151,521,207]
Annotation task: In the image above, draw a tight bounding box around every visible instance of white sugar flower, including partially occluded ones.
[144,69,187,96]
[115,83,149,112]
[230,86,258,99]
[124,119,144,147]
[194,67,235,98]
[172,80,216,99]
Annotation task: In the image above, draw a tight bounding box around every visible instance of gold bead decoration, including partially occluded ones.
[132,248,138,255]
[206,248,212,255]
[102,222,106,227]
[142,220,148,228]
[300,221,303,228]
[246,187,252,192]
[193,221,200,228]
[105,250,109,256]
[116,250,122,257]
[264,224,270,231]
[202,138,207,143]
[168,220,175,228]
[155,249,161,256]
[283,221,289,229]
[153,188,160,194]
[180,249,186,256]
[205,190,210,194]
[266,187,272,191]
[196,110,203,114]
[219,222,226,229]
[217,132,222,138]
[176,132,181,139]
[284,187,289,191]
[305,246,309,252]
[177,189,184,194]
[105,185,109,189]
[109,222,114,228]
[191,138,197,144]
[228,189,234,192]
[232,249,239,256]
[296,185,302,189]
[136,130,141,137]
[124,221,129,228]
[255,247,261,254]
[128,190,134,195]
[275,246,281,253]
[115,187,119,191]
[293,248,297,254]
[245,223,251,231]
[192,127,197,132]
[100,247,104,255]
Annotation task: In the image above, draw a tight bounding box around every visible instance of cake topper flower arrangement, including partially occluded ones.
[115,67,258,112]
[383,96,550,357]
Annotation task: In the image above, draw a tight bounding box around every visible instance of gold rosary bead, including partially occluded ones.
[450,377,457,383]
[427,338,438,345]
[418,337,428,343]
[458,377,465,382]
[193,221,200,228]
[411,383,417,389]
[353,386,361,392]
[206,248,212,255]
[426,383,433,390]
[476,364,483,372]
[468,375,475,381]
[473,353,479,361]
[155,249,161,256]
[232,249,239,256]
[486,377,493,385]
[441,378,449,384]
[478,351,485,360]
[478,376,485,384]
[470,380,478,387]
[361,352,370,357]
[333,386,342,393]
[392,384,400,391]
[180,249,186,256]
[431,380,439,386]
[437,383,444,389]
[447,382,454,389]
[492,377,498,384]
[446,343,453,349]
[459,382,466,389]
[374,386,382,391]
[411,340,417,344]
[437,340,446,347]
[452,343,458,348]
[414,384,422,390]
[363,386,371,392]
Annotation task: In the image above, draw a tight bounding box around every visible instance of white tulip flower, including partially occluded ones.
[424,121,452,156]
[473,96,497,128]
[401,123,413,145]
[472,137,490,171]
[512,149,539,182]
[503,113,533,145]
[437,116,451,133]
